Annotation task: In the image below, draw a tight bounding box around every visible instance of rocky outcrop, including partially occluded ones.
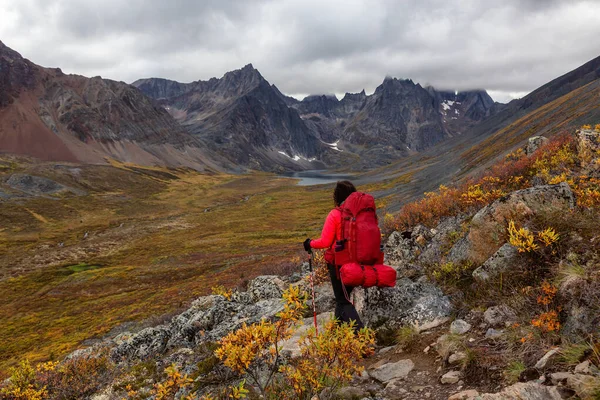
[427,88,497,137]
[526,136,549,155]
[5,173,83,197]
[472,243,520,281]
[477,382,563,399]
[357,278,452,331]
[471,182,576,227]
[110,277,286,362]
[293,94,340,118]
[0,40,38,107]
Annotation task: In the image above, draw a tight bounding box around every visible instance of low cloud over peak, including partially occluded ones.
[1,0,599,103]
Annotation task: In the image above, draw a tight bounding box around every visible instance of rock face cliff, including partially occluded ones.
[288,80,497,166]
[344,78,446,151]
[4,38,599,172]
[135,65,333,172]
[426,88,500,137]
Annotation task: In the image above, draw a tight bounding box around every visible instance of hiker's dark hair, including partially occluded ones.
[333,180,357,206]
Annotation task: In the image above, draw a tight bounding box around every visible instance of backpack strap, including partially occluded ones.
[373,265,379,287]
[339,272,354,305]
[360,264,366,287]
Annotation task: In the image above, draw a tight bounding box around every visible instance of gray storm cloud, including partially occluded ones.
[1,0,599,103]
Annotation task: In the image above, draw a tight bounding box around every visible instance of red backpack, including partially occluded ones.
[334,192,396,288]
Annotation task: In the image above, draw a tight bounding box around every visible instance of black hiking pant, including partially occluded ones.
[327,263,364,330]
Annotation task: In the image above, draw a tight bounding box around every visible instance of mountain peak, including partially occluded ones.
[0,41,23,61]
[221,63,264,85]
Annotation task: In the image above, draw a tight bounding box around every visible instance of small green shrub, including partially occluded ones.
[395,325,419,350]
[503,360,526,384]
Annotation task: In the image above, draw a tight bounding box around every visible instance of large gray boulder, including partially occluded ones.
[357,278,452,330]
[472,182,575,228]
[472,243,521,281]
[419,215,468,266]
[368,359,414,383]
[385,225,432,266]
[110,326,171,361]
[526,136,549,155]
[247,275,286,302]
[450,182,576,266]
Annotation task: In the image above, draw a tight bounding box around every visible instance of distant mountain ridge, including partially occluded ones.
[2,38,600,173]
[136,70,499,169]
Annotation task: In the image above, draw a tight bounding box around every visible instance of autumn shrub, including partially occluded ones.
[507,220,560,255]
[215,286,308,394]
[386,132,587,233]
[211,284,233,300]
[0,351,115,400]
[0,360,49,400]
[214,285,375,399]
[277,320,375,399]
[152,364,193,400]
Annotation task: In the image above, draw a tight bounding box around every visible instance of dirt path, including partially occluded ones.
[349,323,500,400]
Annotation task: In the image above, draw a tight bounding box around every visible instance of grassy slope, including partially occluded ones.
[0,160,335,374]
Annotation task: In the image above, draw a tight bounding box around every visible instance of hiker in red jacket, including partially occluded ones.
[303,180,364,329]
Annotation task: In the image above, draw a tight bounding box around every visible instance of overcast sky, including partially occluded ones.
[2,0,600,103]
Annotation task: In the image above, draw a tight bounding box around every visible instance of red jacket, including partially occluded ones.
[310,208,342,263]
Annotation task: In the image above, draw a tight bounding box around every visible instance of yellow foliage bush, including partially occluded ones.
[573,177,600,208]
[508,221,538,253]
[0,353,113,400]
[215,285,307,394]
[153,364,193,400]
[0,360,48,400]
[538,227,559,247]
[507,221,560,253]
[215,285,375,399]
[278,320,375,399]
[211,285,233,300]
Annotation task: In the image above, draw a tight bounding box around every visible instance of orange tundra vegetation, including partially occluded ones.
[386,131,600,232]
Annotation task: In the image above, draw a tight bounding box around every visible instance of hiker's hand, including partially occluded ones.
[303,238,312,252]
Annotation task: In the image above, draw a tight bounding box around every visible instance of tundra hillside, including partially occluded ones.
[2,127,599,399]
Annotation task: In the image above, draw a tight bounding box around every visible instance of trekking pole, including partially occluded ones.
[307,250,319,335]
